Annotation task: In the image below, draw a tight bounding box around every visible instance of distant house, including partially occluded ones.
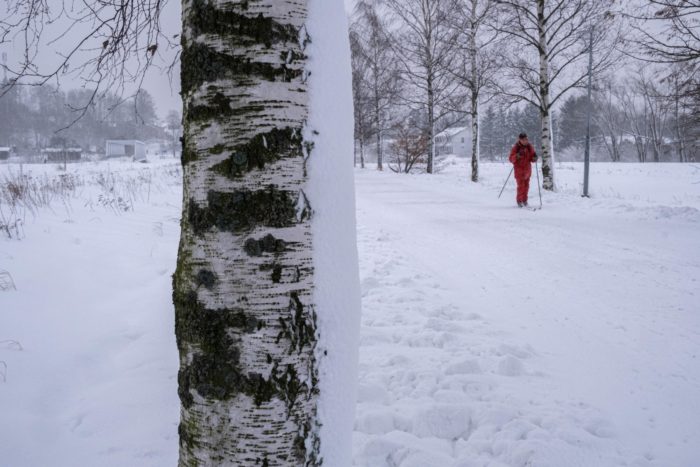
[42,147,82,162]
[105,140,146,161]
[145,139,167,156]
[0,147,11,160]
[435,127,471,157]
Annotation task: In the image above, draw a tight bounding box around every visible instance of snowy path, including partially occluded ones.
[352,164,700,467]
[1,161,699,466]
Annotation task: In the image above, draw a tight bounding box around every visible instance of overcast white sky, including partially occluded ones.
[1,0,357,121]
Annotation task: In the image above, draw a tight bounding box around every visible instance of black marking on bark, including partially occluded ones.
[244,233,287,257]
[181,41,304,95]
[195,269,217,290]
[297,189,313,222]
[181,128,197,165]
[211,127,304,178]
[174,290,257,407]
[275,364,305,412]
[174,289,313,414]
[188,187,298,235]
[271,265,283,283]
[277,292,317,355]
[189,0,300,47]
[209,144,226,155]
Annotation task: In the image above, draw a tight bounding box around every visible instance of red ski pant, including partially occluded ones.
[515,173,530,203]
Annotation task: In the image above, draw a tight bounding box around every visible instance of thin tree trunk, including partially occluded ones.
[537,0,555,190]
[374,72,383,171]
[469,4,479,183]
[674,77,686,162]
[427,75,435,174]
[354,138,357,167]
[360,136,366,168]
[174,2,322,465]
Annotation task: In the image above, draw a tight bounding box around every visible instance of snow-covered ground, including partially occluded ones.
[1,159,699,466]
[352,160,700,467]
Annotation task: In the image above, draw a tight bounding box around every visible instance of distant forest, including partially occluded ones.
[0,82,180,155]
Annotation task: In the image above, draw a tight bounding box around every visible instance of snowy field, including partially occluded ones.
[1,159,699,466]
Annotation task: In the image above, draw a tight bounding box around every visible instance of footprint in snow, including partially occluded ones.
[497,355,526,377]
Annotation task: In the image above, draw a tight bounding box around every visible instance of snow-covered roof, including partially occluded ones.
[0,147,10,151]
[435,127,469,139]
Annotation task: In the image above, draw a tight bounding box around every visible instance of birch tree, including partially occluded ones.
[350,27,372,168]
[175,1,359,465]
[1,1,360,465]
[385,0,462,174]
[353,0,401,171]
[494,0,620,190]
[452,0,500,182]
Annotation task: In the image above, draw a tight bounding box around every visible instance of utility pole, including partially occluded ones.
[583,26,594,198]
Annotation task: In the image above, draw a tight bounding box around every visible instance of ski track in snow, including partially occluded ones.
[0,159,699,466]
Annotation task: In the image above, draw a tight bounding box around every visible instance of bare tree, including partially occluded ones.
[384,0,463,174]
[619,76,652,163]
[628,1,700,159]
[389,120,429,173]
[629,0,700,65]
[593,79,626,162]
[0,0,175,125]
[353,0,402,171]
[494,0,621,190]
[451,0,501,182]
[665,67,692,162]
[350,27,372,168]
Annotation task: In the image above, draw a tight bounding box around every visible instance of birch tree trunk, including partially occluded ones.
[427,72,435,174]
[375,86,383,171]
[173,1,359,465]
[537,0,555,190]
[469,0,479,182]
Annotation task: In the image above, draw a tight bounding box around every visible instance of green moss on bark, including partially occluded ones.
[188,187,298,235]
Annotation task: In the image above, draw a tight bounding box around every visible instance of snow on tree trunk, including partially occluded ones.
[537,0,555,191]
[173,1,359,465]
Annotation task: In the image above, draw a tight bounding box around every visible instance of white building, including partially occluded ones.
[105,140,146,161]
[434,127,472,158]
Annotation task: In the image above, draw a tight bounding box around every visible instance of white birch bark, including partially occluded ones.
[469,0,479,182]
[537,0,555,190]
[173,1,358,465]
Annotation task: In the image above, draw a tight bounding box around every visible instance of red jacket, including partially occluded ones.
[509,142,537,177]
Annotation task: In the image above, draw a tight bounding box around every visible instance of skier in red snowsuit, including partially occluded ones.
[509,133,538,207]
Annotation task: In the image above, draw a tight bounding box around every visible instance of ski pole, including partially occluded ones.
[535,159,543,209]
[498,167,514,199]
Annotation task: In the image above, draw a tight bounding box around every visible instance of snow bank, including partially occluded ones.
[306,0,362,465]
